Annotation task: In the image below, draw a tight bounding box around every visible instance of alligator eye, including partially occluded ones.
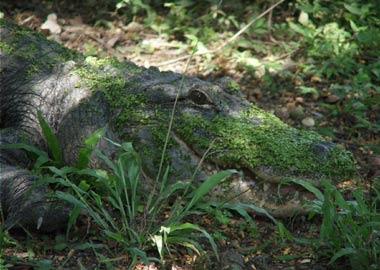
[188,89,212,105]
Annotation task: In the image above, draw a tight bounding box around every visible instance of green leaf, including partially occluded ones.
[349,20,359,32]
[162,182,188,198]
[34,154,50,169]
[37,111,63,165]
[298,86,319,98]
[159,166,170,194]
[329,248,356,264]
[76,128,106,169]
[117,145,141,217]
[104,231,123,242]
[67,205,81,237]
[33,260,53,270]
[94,148,117,173]
[55,191,87,209]
[107,196,121,210]
[0,143,48,159]
[47,166,77,178]
[186,170,236,211]
[288,22,313,39]
[79,180,90,191]
[353,189,370,215]
[222,202,277,224]
[77,168,109,180]
[288,179,324,201]
[167,236,202,255]
[169,223,218,260]
[344,4,363,16]
[220,203,253,223]
[333,188,350,211]
[277,222,293,241]
[54,242,67,251]
[320,186,336,240]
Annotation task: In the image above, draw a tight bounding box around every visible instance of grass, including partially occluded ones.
[0,223,17,269]
[291,179,380,269]
[51,141,234,267]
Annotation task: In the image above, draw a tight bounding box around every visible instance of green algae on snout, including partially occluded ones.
[175,105,356,181]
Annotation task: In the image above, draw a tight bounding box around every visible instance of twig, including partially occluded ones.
[267,5,273,30]
[267,3,278,43]
[157,0,285,67]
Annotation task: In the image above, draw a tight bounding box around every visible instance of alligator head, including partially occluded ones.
[76,56,357,216]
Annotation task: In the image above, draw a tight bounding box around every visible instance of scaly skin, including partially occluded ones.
[0,19,356,231]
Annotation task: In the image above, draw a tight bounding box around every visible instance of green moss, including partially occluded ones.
[176,105,356,181]
[227,80,241,92]
[0,42,13,54]
[84,55,142,74]
[0,19,77,77]
[73,56,147,129]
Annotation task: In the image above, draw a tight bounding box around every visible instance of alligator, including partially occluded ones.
[0,19,357,231]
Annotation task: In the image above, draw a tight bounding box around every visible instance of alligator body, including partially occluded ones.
[0,20,356,231]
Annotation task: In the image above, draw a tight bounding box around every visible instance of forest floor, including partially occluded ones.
[1,2,379,270]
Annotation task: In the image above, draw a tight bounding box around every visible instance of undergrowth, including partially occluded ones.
[290,178,380,269]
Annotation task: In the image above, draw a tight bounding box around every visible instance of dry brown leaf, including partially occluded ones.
[106,35,121,49]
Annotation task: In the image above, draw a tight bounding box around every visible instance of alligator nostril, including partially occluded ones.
[312,142,335,160]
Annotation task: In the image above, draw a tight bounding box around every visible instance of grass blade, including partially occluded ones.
[329,248,356,264]
[288,178,324,201]
[185,170,236,212]
[37,110,63,165]
[223,202,277,224]
[0,143,48,159]
[170,223,219,260]
[76,128,106,169]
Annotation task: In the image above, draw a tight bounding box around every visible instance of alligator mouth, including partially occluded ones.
[166,126,344,218]
[171,129,305,186]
